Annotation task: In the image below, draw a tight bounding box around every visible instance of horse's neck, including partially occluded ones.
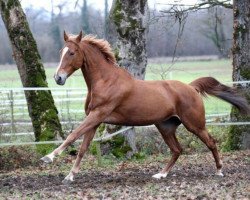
[80,44,117,90]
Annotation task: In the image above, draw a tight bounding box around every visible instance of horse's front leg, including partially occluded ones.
[40,109,109,163]
[62,126,98,184]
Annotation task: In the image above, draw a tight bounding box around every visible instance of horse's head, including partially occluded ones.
[54,31,84,85]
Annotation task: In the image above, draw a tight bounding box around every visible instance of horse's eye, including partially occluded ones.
[69,52,75,56]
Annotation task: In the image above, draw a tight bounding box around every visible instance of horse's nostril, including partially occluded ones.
[54,73,67,85]
[54,75,61,82]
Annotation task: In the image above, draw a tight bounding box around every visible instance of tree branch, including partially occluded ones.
[160,0,232,15]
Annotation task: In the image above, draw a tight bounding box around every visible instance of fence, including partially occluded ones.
[0,81,249,148]
[0,87,87,135]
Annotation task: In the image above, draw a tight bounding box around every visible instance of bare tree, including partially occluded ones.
[104,0,109,38]
[81,0,91,34]
[200,7,229,58]
[160,0,232,59]
[160,0,232,14]
[0,0,63,154]
[50,0,63,58]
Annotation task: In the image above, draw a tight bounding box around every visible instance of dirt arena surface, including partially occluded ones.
[0,150,249,199]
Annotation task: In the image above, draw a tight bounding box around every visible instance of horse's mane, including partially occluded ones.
[82,35,117,64]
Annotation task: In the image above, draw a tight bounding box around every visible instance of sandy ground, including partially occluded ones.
[0,150,249,199]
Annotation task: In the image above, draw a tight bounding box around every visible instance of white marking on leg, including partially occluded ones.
[47,153,55,161]
[40,153,55,163]
[152,172,168,179]
[56,47,69,74]
[216,169,224,177]
[62,171,74,184]
[219,160,223,166]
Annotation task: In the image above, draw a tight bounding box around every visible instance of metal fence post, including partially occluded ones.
[9,90,15,134]
[96,141,102,167]
[66,89,71,125]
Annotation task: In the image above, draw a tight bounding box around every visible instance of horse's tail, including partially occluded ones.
[190,77,250,115]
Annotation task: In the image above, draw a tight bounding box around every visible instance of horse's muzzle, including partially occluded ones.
[54,74,67,85]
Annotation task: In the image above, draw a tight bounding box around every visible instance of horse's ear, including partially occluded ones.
[64,30,69,42]
[76,31,83,43]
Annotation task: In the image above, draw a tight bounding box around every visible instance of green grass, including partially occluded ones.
[146,59,232,83]
[0,59,232,87]
[0,59,233,115]
[0,68,86,88]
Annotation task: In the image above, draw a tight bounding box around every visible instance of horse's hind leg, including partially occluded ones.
[197,128,223,176]
[182,119,223,176]
[153,117,182,179]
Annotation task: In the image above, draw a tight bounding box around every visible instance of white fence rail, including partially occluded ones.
[0,127,133,147]
[1,121,250,147]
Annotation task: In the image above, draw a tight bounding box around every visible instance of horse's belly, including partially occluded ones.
[104,101,175,126]
[103,116,166,126]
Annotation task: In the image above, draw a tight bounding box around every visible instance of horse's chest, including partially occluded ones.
[84,93,111,114]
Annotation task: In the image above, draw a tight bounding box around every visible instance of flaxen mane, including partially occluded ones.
[82,35,116,64]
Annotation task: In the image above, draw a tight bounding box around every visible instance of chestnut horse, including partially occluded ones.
[41,31,250,184]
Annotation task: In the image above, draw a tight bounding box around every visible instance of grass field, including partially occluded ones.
[0,59,232,88]
[0,59,233,116]
[147,59,232,82]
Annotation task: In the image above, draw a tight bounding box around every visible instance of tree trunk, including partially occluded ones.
[81,0,91,34]
[50,0,62,58]
[0,0,63,154]
[107,0,148,156]
[227,0,250,150]
[110,0,148,79]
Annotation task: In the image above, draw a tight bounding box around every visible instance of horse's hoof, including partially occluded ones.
[62,173,74,185]
[62,178,74,185]
[216,169,224,177]
[40,156,53,164]
[152,172,168,179]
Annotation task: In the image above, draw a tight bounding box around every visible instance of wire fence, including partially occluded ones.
[0,81,249,147]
